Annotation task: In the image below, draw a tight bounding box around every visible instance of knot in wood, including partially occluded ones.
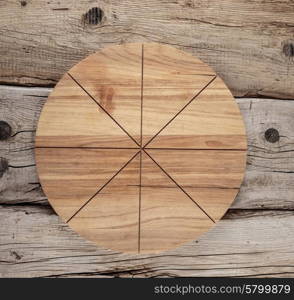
[283,43,294,58]
[0,121,12,140]
[265,128,279,143]
[0,157,9,178]
[82,7,104,26]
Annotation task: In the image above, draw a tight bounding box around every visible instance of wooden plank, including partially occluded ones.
[1,205,294,277]
[36,74,138,148]
[68,154,140,253]
[0,0,293,98]
[35,148,139,221]
[146,77,247,149]
[234,98,294,209]
[1,85,294,209]
[0,86,49,205]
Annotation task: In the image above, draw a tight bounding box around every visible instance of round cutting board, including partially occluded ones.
[35,43,247,254]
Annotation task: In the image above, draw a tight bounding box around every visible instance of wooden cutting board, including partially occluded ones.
[35,43,247,254]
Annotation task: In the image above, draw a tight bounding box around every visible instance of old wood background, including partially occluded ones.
[0,0,294,278]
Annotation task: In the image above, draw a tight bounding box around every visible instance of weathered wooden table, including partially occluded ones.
[0,0,294,277]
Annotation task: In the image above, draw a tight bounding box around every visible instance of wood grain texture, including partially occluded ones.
[0,86,49,205]
[68,154,140,253]
[143,43,215,79]
[142,43,215,145]
[147,149,247,189]
[0,0,293,99]
[1,205,294,278]
[36,74,138,148]
[35,148,138,220]
[140,152,214,253]
[1,86,294,210]
[184,188,239,221]
[146,76,247,149]
[68,43,142,144]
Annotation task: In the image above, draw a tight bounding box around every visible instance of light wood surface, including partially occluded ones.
[36,74,138,148]
[145,77,247,149]
[184,188,239,221]
[69,43,142,144]
[147,149,247,189]
[142,43,216,145]
[69,154,140,253]
[140,152,214,253]
[35,148,139,221]
[144,148,244,221]
[34,43,247,254]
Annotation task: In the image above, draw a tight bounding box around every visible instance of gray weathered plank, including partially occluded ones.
[0,205,294,278]
[235,98,294,209]
[0,86,48,204]
[0,0,294,98]
[1,85,294,209]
